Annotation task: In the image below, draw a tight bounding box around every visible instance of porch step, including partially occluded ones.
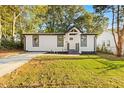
[68,50,79,54]
[81,51,96,54]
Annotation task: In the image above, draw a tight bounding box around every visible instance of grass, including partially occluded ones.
[0,49,24,58]
[0,53,124,88]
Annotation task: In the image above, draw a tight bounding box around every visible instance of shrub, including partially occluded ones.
[97,46,113,54]
[1,40,23,49]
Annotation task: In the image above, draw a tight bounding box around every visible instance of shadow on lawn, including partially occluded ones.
[95,53,124,73]
[97,53,124,61]
[33,54,124,74]
[95,59,124,74]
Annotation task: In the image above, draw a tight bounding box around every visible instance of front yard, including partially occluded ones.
[0,54,124,88]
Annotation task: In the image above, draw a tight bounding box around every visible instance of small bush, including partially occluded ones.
[1,40,23,49]
[97,46,113,54]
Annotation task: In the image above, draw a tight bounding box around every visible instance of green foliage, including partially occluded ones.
[0,5,109,49]
[0,5,47,49]
[93,5,124,30]
[43,5,108,33]
[93,5,124,57]
[1,40,23,49]
[43,6,86,33]
[75,12,108,34]
[97,46,113,54]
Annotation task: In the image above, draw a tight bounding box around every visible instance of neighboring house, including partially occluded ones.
[23,26,97,54]
[97,30,124,55]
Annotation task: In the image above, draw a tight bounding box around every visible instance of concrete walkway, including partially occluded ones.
[0,52,43,77]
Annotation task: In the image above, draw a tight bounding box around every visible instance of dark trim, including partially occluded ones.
[81,34,97,35]
[23,33,97,36]
[67,43,69,51]
[25,50,97,54]
[80,51,96,54]
[94,36,95,52]
[94,36,96,52]
[69,33,77,35]
[80,34,87,47]
[66,26,83,33]
[32,35,40,47]
[75,43,79,52]
[24,35,26,51]
[57,35,64,47]
[23,33,65,35]
[25,50,68,54]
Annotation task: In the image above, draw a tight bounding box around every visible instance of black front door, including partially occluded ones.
[75,43,79,52]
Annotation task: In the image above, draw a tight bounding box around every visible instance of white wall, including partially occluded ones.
[25,35,67,52]
[97,31,124,55]
[25,30,96,53]
[97,31,117,54]
[64,27,96,53]
[64,28,81,50]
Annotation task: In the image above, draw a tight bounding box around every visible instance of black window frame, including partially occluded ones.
[32,35,39,47]
[57,35,64,47]
[81,35,87,47]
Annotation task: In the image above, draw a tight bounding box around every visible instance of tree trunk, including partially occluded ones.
[116,5,122,57]
[19,17,23,47]
[12,10,23,42]
[111,6,118,55]
[12,12,16,42]
[0,15,2,47]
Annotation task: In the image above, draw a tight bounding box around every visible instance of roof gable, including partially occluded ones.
[66,26,82,33]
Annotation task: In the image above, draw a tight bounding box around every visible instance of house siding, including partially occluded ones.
[97,31,124,55]
[25,35,67,52]
[97,31,117,54]
[24,27,96,53]
[25,34,96,53]
[79,35,96,53]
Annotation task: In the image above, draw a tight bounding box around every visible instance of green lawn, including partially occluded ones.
[0,54,124,88]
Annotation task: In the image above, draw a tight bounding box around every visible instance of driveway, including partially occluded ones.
[0,52,44,77]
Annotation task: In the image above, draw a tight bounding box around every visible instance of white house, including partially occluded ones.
[97,31,124,55]
[23,26,97,54]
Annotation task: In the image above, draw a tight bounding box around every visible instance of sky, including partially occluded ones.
[84,5,112,29]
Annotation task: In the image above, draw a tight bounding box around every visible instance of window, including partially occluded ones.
[32,35,39,47]
[71,29,77,32]
[57,35,64,47]
[81,35,87,47]
[69,33,77,35]
[69,37,73,40]
[107,40,110,47]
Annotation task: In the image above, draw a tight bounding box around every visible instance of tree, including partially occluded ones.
[75,12,108,34]
[0,6,11,45]
[0,5,47,49]
[6,6,24,41]
[0,5,110,50]
[93,5,124,57]
[42,5,108,34]
[0,6,2,46]
[43,5,85,33]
